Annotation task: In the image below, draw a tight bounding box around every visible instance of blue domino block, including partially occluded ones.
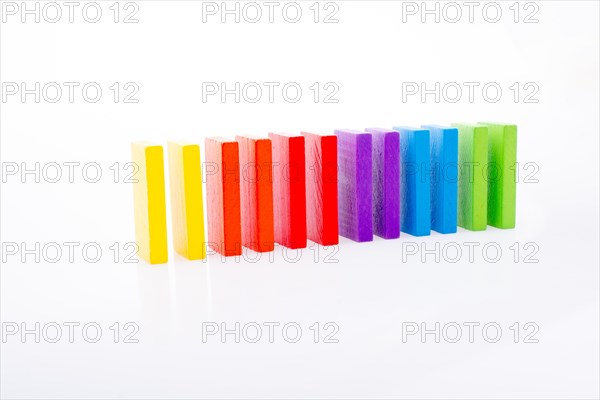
[422,125,458,234]
[393,126,431,237]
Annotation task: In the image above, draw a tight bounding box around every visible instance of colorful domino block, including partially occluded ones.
[131,142,168,264]
[269,132,307,249]
[365,128,400,240]
[335,129,373,242]
[451,123,488,231]
[479,122,517,229]
[205,137,242,256]
[168,141,206,260]
[422,125,458,234]
[301,131,339,246]
[393,126,431,237]
[236,135,275,253]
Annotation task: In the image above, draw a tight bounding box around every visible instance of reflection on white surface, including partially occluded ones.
[1,226,599,398]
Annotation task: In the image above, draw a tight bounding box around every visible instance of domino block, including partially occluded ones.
[392,126,431,237]
[451,123,488,231]
[168,141,206,260]
[301,131,339,246]
[422,125,458,234]
[335,129,373,242]
[205,137,242,256]
[365,128,400,240]
[131,142,168,264]
[479,122,517,229]
[236,135,274,252]
[269,132,307,249]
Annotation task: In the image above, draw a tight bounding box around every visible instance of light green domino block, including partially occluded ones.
[451,123,488,231]
[479,122,517,229]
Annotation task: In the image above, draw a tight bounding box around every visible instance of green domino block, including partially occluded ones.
[451,123,488,231]
[479,122,517,229]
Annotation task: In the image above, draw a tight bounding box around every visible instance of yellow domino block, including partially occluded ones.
[168,142,206,260]
[131,142,168,264]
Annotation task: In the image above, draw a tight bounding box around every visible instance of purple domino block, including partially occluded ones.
[365,128,400,239]
[334,129,373,242]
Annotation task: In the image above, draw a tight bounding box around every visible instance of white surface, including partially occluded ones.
[1,1,599,399]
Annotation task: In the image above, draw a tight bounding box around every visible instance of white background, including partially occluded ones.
[1,1,599,398]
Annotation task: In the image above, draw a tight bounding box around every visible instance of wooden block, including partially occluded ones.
[236,135,275,252]
[422,125,458,234]
[335,129,373,242]
[393,126,431,237]
[269,132,307,249]
[301,131,339,246]
[205,137,242,256]
[168,141,206,260]
[131,142,168,264]
[366,128,400,240]
[479,122,517,229]
[451,123,488,231]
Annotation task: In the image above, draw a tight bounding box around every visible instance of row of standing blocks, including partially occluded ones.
[132,123,517,264]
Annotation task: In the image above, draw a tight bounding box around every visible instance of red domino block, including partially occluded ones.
[235,135,275,252]
[205,137,242,256]
[269,132,307,249]
[301,131,339,246]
